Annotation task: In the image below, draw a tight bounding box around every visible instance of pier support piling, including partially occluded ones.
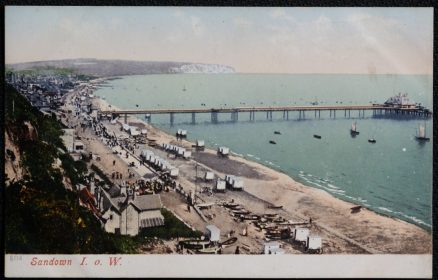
[249,111,255,121]
[192,112,196,124]
[170,112,175,126]
[211,111,218,123]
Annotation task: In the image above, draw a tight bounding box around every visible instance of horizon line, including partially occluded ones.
[5,58,433,76]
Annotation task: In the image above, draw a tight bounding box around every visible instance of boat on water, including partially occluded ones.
[415,123,430,141]
[269,140,277,144]
[350,121,360,136]
[313,134,322,139]
[274,131,281,135]
[182,85,187,92]
[368,138,376,143]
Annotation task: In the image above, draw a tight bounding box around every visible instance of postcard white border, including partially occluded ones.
[4,254,432,278]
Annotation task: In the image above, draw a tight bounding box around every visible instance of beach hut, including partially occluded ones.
[215,179,226,192]
[169,167,179,177]
[217,146,230,157]
[142,150,154,161]
[232,177,244,191]
[130,127,140,136]
[205,225,221,242]
[177,147,186,156]
[264,242,284,254]
[183,151,192,159]
[195,140,205,151]
[294,228,310,245]
[148,155,156,164]
[204,171,214,181]
[176,129,187,138]
[225,175,235,187]
[122,124,130,132]
[141,149,151,158]
[306,236,322,254]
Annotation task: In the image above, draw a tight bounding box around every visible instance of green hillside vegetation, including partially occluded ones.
[4,84,201,253]
[4,84,139,253]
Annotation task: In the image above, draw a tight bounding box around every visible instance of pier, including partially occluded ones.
[99,105,432,125]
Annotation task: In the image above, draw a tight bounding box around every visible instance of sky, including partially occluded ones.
[5,6,434,74]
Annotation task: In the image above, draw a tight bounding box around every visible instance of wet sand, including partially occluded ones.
[77,92,432,254]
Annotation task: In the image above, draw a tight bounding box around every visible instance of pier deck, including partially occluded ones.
[99,104,432,124]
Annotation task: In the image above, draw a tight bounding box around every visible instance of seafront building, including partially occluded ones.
[97,185,164,236]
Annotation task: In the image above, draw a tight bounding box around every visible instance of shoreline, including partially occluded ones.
[96,92,431,232]
[82,81,431,254]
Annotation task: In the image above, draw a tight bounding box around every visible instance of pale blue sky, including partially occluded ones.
[5,6,433,74]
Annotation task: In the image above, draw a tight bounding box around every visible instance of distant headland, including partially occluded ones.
[6,58,235,77]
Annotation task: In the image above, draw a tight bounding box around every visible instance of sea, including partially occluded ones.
[94,74,433,230]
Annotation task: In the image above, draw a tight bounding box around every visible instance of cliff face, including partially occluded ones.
[5,130,24,184]
[169,63,235,73]
[5,120,40,184]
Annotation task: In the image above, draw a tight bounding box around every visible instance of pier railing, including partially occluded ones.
[99,104,432,124]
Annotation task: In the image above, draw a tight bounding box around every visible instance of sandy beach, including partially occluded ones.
[63,84,431,254]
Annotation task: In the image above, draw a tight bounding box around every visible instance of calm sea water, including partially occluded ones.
[94,74,433,229]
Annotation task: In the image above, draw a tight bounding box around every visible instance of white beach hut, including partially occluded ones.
[232,177,244,190]
[306,236,322,253]
[294,228,310,245]
[196,140,205,150]
[215,179,226,192]
[217,146,230,157]
[183,151,192,159]
[205,225,220,242]
[169,167,179,177]
[204,171,215,181]
[264,242,285,254]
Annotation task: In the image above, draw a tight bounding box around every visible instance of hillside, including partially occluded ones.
[4,84,140,253]
[7,58,236,77]
[4,84,202,253]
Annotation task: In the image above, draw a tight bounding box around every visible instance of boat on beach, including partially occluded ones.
[415,123,430,141]
[267,205,283,209]
[196,247,221,254]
